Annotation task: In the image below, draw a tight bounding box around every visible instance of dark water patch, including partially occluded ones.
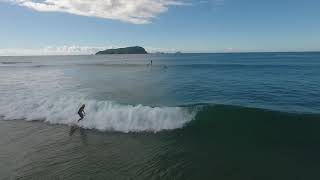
[185,104,320,145]
[168,105,320,179]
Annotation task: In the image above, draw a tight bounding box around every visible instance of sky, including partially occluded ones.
[0,0,320,55]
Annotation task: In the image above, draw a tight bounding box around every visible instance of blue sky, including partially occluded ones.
[0,0,320,55]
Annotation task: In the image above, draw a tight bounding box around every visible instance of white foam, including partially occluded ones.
[0,95,194,133]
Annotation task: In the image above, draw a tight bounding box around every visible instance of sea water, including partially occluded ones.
[0,52,320,179]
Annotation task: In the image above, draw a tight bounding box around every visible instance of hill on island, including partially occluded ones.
[96,46,148,55]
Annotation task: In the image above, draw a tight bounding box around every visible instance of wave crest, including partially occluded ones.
[0,96,195,133]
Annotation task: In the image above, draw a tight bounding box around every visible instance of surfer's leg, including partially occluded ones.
[78,112,84,122]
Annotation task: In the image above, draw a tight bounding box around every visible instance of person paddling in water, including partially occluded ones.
[78,104,86,122]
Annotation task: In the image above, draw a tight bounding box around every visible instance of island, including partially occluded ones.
[96,46,148,55]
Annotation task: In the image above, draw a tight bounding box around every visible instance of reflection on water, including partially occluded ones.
[69,125,88,146]
[69,126,78,136]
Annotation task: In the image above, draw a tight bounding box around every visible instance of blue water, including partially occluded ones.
[1,52,320,179]
[1,52,319,114]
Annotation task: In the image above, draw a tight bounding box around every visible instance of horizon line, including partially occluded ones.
[0,50,320,57]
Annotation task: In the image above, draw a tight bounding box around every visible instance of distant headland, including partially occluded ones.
[96,46,148,55]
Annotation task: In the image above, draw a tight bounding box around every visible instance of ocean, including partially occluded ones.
[0,52,320,179]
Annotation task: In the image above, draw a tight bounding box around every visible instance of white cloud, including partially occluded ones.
[146,46,180,53]
[43,45,107,54]
[6,0,188,24]
[0,45,108,56]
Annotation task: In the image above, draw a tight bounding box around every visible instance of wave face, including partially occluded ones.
[185,104,320,135]
[0,96,195,133]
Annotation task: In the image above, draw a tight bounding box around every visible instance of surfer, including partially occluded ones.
[78,104,86,122]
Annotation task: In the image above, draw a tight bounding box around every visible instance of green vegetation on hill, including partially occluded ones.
[96,46,148,55]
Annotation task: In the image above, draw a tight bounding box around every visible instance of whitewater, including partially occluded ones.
[0,93,195,132]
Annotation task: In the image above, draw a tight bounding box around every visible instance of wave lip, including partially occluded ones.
[81,102,194,132]
[0,96,195,133]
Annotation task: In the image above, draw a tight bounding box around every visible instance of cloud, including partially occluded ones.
[0,45,108,56]
[6,0,188,24]
[145,46,180,53]
[43,45,107,54]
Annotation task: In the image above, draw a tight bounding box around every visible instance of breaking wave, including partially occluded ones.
[0,96,195,133]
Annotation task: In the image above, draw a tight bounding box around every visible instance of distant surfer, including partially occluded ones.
[78,104,86,122]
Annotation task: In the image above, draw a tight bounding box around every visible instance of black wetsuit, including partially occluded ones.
[78,106,85,121]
